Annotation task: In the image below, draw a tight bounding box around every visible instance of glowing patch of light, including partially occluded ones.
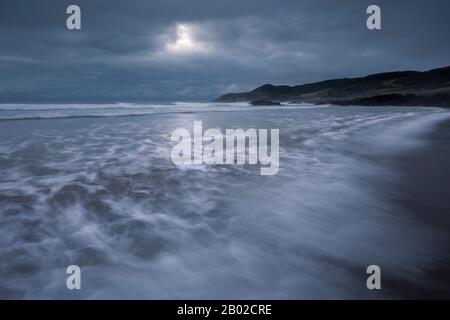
[166,24,210,55]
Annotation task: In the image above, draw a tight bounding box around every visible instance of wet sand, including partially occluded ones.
[385,116,450,298]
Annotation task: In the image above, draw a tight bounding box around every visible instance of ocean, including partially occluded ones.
[0,102,449,299]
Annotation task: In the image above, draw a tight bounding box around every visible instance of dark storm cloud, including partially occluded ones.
[0,0,449,102]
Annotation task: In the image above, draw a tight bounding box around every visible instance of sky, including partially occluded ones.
[0,0,449,102]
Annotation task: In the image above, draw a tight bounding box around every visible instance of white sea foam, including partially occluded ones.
[0,104,449,298]
[0,102,324,121]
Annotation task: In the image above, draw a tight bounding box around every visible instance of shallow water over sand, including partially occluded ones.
[0,103,449,299]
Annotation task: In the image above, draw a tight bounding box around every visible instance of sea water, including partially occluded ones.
[0,102,449,298]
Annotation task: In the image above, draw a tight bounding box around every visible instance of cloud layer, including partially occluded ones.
[0,0,449,102]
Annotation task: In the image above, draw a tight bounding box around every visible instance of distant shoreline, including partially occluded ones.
[216,66,450,108]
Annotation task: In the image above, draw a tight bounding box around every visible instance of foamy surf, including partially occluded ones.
[0,104,449,299]
[0,102,323,121]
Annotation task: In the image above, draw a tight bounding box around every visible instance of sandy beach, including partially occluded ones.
[383,116,450,298]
